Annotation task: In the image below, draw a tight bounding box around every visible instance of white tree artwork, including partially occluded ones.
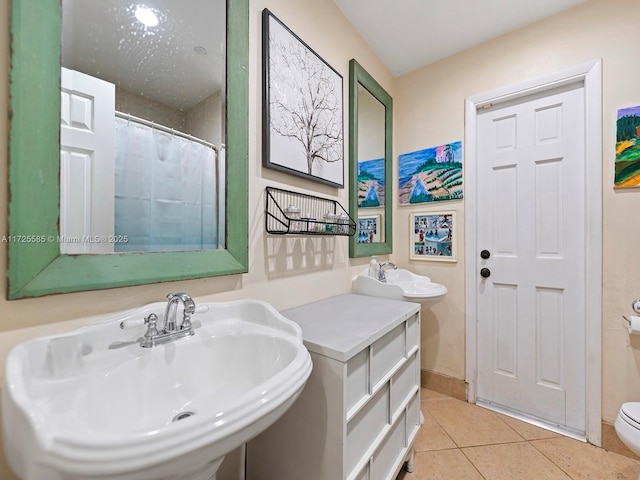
[263,10,344,187]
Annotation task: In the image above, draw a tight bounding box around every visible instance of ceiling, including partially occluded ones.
[334,0,587,76]
[62,0,225,111]
[60,0,588,111]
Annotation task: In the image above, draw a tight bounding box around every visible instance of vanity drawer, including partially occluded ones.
[352,463,369,480]
[406,314,419,353]
[406,390,421,445]
[390,351,419,418]
[347,349,369,412]
[346,383,390,473]
[371,323,405,388]
[371,409,406,480]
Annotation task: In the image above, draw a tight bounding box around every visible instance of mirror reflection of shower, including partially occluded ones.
[59,0,226,254]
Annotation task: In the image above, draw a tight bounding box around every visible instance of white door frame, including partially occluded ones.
[464,60,602,445]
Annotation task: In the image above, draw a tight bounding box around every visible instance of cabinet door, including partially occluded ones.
[346,383,390,473]
[371,323,405,388]
[390,351,419,417]
[347,348,369,412]
[371,410,406,480]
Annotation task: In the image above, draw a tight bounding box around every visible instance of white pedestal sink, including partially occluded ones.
[2,299,312,480]
[352,268,447,306]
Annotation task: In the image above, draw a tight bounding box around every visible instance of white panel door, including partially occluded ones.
[60,67,115,254]
[476,83,586,434]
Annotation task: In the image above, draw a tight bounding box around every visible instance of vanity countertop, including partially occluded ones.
[282,293,420,362]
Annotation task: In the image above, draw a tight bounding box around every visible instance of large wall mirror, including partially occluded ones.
[8,0,248,299]
[348,59,393,258]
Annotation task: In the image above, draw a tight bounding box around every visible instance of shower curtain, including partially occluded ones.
[114,117,219,252]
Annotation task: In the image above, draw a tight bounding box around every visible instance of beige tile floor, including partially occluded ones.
[397,390,640,480]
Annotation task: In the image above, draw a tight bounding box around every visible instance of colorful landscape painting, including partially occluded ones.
[615,105,640,188]
[358,158,385,207]
[398,141,463,205]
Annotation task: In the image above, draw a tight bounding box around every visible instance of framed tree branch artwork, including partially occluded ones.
[262,9,344,187]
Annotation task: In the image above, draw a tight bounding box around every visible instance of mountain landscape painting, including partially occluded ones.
[358,158,385,207]
[615,105,640,188]
[398,141,462,205]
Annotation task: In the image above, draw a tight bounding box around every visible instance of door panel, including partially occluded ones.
[476,83,586,433]
[60,67,115,254]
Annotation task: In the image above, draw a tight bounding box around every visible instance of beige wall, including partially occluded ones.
[185,90,223,146]
[394,0,640,424]
[0,0,391,477]
[0,0,391,332]
[115,86,186,132]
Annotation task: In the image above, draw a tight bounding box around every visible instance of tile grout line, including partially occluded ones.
[527,439,580,480]
[491,408,527,442]
[422,397,528,449]
[458,445,488,480]
[420,400,488,480]
[456,405,574,478]
[420,402,461,450]
[421,397,531,480]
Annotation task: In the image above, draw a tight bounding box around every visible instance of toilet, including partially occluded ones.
[615,402,640,476]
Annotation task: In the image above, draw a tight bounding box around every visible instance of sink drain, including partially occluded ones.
[172,411,195,422]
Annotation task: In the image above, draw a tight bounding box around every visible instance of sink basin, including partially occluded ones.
[2,299,312,480]
[352,268,448,306]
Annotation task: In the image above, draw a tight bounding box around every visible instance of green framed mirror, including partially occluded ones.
[348,59,393,258]
[8,0,249,299]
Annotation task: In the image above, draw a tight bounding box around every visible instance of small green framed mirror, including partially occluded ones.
[348,59,393,258]
[8,0,249,299]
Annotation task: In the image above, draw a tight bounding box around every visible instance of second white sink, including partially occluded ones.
[352,268,447,306]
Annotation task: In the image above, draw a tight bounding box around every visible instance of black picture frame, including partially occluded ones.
[262,9,344,188]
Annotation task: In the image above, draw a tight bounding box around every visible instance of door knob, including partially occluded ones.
[480,268,491,278]
[480,249,491,259]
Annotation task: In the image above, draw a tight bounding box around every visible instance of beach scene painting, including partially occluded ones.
[358,158,385,207]
[398,141,462,205]
[410,212,456,262]
[615,105,640,188]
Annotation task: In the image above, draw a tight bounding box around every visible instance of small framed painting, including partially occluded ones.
[357,215,380,244]
[615,105,640,187]
[410,211,456,262]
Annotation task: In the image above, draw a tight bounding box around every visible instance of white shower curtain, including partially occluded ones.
[114,117,219,252]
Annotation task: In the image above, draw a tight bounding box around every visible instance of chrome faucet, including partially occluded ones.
[164,292,196,332]
[121,292,197,348]
[377,262,397,283]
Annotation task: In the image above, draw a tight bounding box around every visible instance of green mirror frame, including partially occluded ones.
[7,0,249,299]
[348,59,393,258]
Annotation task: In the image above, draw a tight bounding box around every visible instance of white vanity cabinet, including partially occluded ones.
[247,294,421,480]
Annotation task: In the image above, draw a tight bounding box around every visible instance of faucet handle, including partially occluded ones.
[120,317,145,329]
[143,313,160,339]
